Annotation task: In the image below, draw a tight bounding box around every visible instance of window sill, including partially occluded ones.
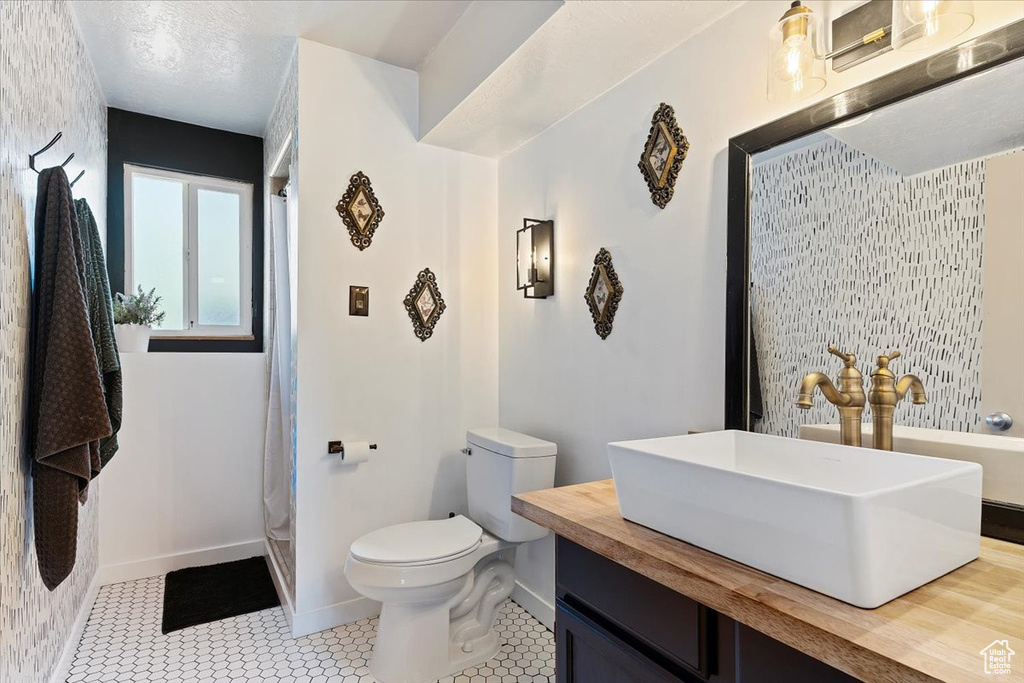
[146,336,263,353]
[153,334,256,342]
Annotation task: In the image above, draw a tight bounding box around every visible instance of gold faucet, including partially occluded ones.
[796,346,866,447]
[868,351,926,451]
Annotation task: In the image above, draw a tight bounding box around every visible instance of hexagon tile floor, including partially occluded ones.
[67,575,556,683]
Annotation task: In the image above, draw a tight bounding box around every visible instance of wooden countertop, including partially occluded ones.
[513,479,1024,683]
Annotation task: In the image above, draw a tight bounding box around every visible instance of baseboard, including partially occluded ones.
[264,539,295,634]
[49,572,102,683]
[512,580,554,631]
[291,596,380,638]
[98,539,265,586]
[263,539,379,638]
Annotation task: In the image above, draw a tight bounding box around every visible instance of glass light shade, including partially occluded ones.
[516,226,534,289]
[892,0,975,51]
[767,2,827,103]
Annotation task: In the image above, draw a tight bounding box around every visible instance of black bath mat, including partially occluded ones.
[162,556,280,634]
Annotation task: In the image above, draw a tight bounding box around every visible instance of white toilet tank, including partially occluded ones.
[466,428,557,543]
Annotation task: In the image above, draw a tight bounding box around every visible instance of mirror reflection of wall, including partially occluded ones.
[749,57,1024,438]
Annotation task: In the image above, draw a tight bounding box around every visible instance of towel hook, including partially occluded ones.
[70,170,85,187]
[29,132,75,174]
[29,132,62,171]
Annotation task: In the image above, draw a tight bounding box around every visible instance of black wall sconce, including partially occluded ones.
[517,219,554,299]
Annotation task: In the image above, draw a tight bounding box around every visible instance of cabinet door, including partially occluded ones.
[735,625,857,683]
[556,600,686,683]
[556,537,714,678]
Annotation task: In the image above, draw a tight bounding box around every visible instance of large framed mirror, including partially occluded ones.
[726,21,1024,542]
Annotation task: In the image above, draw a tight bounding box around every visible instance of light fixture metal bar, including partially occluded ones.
[829,0,894,72]
[826,25,892,61]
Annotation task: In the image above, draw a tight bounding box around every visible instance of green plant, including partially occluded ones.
[113,286,166,326]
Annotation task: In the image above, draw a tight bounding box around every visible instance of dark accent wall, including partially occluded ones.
[107,108,264,352]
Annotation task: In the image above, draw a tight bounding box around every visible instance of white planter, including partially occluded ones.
[115,324,152,353]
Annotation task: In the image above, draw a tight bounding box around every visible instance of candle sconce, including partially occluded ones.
[516,219,554,299]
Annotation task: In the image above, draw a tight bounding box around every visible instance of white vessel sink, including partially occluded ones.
[607,430,982,608]
[799,423,1024,505]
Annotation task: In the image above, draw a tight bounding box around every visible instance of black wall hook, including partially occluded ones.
[29,130,82,184]
[29,132,76,175]
[29,133,61,172]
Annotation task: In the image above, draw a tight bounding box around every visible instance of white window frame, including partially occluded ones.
[124,164,254,339]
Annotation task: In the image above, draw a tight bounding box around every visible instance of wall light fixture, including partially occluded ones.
[768,0,975,102]
[517,219,554,299]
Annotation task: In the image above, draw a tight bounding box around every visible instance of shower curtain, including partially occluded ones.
[263,193,293,541]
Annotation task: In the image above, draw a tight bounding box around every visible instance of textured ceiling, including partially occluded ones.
[827,57,1024,175]
[70,0,472,135]
[71,0,743,152]
[420,0,742,157]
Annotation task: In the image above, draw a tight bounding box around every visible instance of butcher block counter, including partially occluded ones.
[513,479,1024,683]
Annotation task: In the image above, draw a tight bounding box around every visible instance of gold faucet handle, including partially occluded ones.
[877,350,901,368]
[828,345,857,366]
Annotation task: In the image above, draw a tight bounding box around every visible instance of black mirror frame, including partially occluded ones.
[724,20,1024,543]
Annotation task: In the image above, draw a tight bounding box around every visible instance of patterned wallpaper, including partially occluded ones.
[750,136,985,439]
[0,2,107,682]
[264,48,297,184]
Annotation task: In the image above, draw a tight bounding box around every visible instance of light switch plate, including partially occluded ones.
[349,286,369,316]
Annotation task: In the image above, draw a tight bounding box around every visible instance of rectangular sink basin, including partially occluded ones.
[607,430,982,608]
[799,423,1024,505]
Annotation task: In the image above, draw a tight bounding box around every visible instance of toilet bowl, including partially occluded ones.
[345,517,514,683]
[344,428,557,683]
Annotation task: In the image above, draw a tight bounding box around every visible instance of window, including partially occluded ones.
[124,165,253,339]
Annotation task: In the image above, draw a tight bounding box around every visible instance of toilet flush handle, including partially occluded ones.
[461,447,472,456]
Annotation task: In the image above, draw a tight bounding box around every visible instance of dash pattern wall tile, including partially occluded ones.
[0,1,107,682]
[750,137,984,438]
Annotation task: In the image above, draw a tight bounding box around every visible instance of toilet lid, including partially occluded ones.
[350,515,483,565]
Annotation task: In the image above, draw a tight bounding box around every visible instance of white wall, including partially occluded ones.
[497,0,1024,616]
[0,2,107,681]
[293,39,499,623]
[98,353,267,578]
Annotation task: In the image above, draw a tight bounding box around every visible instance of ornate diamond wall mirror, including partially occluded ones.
[639,103,690,208]
[337,171,384,250]
[403,268,446,341]
[584,248,624,340]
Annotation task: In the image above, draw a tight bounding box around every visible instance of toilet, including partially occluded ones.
[344,428,557,683]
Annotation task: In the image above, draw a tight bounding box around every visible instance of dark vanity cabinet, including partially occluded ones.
[555,538,856,683]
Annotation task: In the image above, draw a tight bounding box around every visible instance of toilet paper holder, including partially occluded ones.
[328,441,378,456]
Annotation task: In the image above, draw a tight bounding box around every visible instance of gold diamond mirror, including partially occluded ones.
[639,103,689,209]
[336,171,384,250]
[403,268,446,341]
[585,248,624,340]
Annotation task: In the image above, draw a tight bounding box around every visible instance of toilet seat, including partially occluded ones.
[351,515,483,566]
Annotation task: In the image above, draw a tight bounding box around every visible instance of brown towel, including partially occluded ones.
[29,167,111,590]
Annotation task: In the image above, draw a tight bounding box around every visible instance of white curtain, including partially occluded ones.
[264,193,293,541]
